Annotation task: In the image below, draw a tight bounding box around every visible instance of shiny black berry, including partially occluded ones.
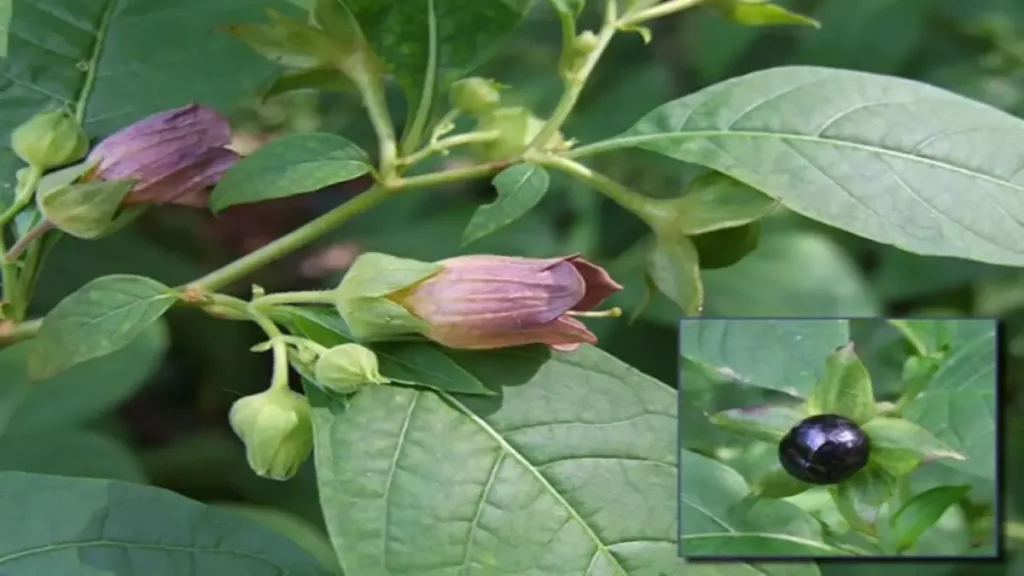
[778,414,870,485]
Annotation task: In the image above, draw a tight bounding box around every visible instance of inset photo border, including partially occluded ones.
[677,317,1000,561]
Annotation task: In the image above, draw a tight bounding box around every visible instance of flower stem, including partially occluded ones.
[0,166,43,320]
[527,0,619,151]
[399,130,501,167]
[252,290,338,308]
[187,183,394,292]
[248,305,290,392]
[618,0,704,27]
[529,154,655,220]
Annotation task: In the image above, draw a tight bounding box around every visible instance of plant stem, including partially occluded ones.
[0,166,43,319]
[528,0,619,151]
[248,306,290,392]
[252,290,338,308]
[0,317,41,345]
[400,130,500,167]
[0,166,41,226]
[187,184,394,292]
[389,160,509,191]
[5,220,54,262]
[353,74,399,179]
[530,154,655,220]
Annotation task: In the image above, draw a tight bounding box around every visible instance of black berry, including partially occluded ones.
[778,413,870,485]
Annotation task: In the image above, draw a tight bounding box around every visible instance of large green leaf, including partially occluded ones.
[0,0,292,186]
[343,0,534,145]
[0,320,167,434]
[0,429,147,483]
[578,66,1024,266]
[0,472,332,574]
[679,318,849,397]
[903,327,997,481]
[306,343,762,575]
[0,0,9,58]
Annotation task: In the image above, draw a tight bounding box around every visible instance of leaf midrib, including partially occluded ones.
[438,386,644,575]
[570,130,1024,195]
[0,539,293,573]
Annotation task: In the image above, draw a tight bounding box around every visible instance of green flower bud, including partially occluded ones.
[314,343,389,394]
[36,180,137,239]
[229,387,313,481]
[334,252,444,341]
[11,110,89,171]
[449,77,502,116]
[470,107,565,161]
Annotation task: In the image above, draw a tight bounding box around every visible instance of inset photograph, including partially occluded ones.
[677,317,999,559]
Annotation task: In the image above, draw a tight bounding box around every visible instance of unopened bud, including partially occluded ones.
[314,343,389,394]
[11,110,89,171]
[229,387,313,481]
[450,77,503,116]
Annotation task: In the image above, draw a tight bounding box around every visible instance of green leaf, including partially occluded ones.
[1,320,168,434]
[806,342,876,424]
[343,0,535,147]
[861,417,967,475]
[596,66,1024,266]
[0,429,147,483]
[707,0,820,28]
[679,450,839,557]
[462,163,550,246]
[0,0,292,186]
[0,0,9,58]
[888,485,971,553]
[889,318,994,357]
[702,230,880,317]
[306,344,703,575]
[679,318,849,397]
[708,404,805,444]
[210,132,370,212]
[670,172,780,235]
[282,306,495,396]
[903,327,997,480]
[829,464,897,532]
[217,503,344,574]
[647,233,704,315]
[26,274,176,381]
[0,472,332,574]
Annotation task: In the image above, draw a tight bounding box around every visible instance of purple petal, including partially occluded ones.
[124,147,239,205]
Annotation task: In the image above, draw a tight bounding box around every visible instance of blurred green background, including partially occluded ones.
[3,0,1023,573]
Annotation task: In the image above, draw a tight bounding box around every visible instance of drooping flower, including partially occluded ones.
[334,253,623,351]
[83,102,239,207]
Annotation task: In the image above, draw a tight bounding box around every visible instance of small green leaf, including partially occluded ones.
[888,485,970,553]
[462,163,551,246]
[27,274,177,381]
[707,0,820,28]
[709,404,805,444]
[670,172,780,235]
[861,417,966,474]
[282,306,496,396]
[0,472,332,574]
[902,326,997,480]
[262,66,354,100]
[647,232,704,315]
[680,318,849,397]
[830,464,897,533]
[210,132,370,212]
[807,342,876,424]
[36,180,135,239]
[691,222,761,270]
[752,466,813,499]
